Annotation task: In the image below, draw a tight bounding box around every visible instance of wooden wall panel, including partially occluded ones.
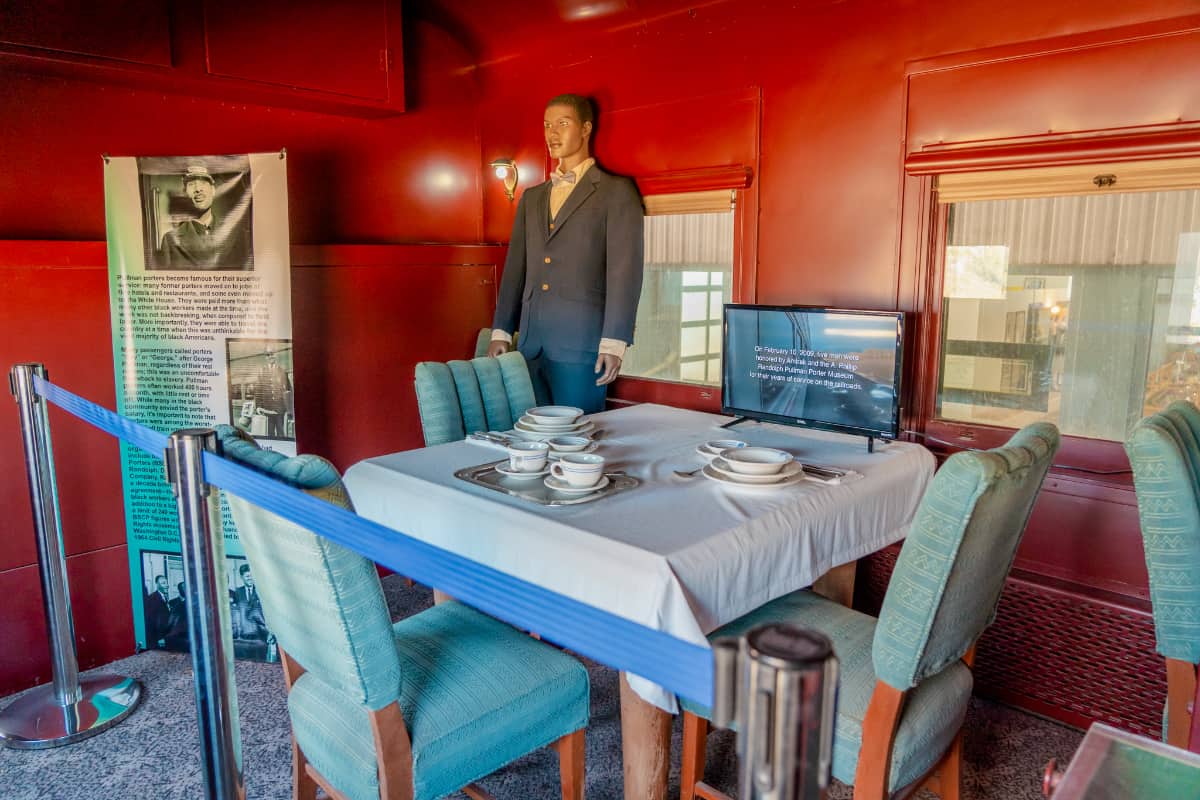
[0,241,500,693]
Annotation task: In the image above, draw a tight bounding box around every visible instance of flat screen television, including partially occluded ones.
[722,304,905,445]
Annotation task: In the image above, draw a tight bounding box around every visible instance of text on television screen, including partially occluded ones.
[722,306,903,438]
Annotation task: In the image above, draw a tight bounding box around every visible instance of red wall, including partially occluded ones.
[0,18,481,244]
[2,0,1199,716]
[0,16,493,694]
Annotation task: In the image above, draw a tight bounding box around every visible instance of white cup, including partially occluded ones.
[507,440,550,472]
[550,452,606,487]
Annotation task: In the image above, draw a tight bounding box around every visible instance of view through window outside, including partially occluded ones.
[622,210,734,385]
[938,188,1200,441]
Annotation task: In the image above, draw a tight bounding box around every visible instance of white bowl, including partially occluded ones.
[710,457,804,484]
[547,435,591,452]
[519,414,585,431]
[526,405,584,425]
[721,447,792,475]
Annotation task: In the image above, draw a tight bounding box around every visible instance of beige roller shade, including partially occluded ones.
[936,157,1200,203]
[643,189,734,216]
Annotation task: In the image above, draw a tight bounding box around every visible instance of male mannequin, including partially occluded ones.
[488,94,643,413]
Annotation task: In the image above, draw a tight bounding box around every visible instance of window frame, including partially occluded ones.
[610,165,758,412]
[906,128,1200,481]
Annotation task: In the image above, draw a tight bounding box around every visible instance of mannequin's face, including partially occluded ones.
[544,104,591,165]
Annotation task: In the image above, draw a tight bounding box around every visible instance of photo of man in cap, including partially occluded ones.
[152,161,254,270]
[251,348,292,439]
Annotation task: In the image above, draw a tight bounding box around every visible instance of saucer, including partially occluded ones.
[702,463,806,489]
[709,457,803,485]
[696,440,748,459]
[494,463,550,479]
[517,415,590,432]
[544,474,610,494]
[512,420,596,440]
[548,442,599,459]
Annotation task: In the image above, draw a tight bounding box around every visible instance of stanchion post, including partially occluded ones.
[0,363,142,749]
[165,429,243,800]
[714,623,839,800]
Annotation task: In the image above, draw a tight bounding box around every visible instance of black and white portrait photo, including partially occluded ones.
[137,155,255,271]
[226,338,296,441]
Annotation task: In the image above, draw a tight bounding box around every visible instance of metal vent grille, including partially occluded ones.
[860,549,1165,737]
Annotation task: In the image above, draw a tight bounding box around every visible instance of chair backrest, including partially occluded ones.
[214,425,402,710]
[474,327,519,357]
[414,351,536,446]
[1126,402,1200,664]
[873,422,1060,689]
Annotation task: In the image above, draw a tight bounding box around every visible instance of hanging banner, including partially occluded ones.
[103,152,294,661]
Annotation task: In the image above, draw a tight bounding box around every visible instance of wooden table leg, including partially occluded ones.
[620,672,672,800]
[811,560,856,608]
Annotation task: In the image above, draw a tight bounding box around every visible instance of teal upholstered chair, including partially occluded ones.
[414,351,536,446]
[1126,400,1200,749]
[214,426,589,800]
[679,422,1060,800]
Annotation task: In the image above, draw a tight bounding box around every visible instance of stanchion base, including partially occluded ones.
[0,674,143,750]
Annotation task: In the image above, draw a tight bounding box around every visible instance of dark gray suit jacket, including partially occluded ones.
[492,165,644,363]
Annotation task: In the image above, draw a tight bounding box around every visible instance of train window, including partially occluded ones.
[621,190,735,386]
[934,159,1200,441]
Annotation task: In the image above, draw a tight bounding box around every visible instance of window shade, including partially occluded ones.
[935,157,1200,203]
[643,189,734,216]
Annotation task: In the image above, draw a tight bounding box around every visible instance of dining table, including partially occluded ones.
[343,402,936,799]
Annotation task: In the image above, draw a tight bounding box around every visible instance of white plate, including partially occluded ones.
[512,421,596,440]
[702,463,806,489]
[544,474,610,494]
[517,415,590,431]
[696,440,748,459]
[709,457,803,485]
[525,406,585,425]
[548,442,600,459]
[494,463,550,479]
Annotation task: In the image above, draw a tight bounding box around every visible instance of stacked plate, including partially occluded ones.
[695,439,748,459]
[512,405,596,441]
[702,446,805,489]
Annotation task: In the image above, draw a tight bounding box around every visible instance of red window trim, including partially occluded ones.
[611,164,758,412]
[907,126,1200,483]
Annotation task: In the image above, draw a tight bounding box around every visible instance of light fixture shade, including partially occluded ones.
[489,159,518,201]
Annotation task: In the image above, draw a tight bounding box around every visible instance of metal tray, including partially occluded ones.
[454,459,640,506]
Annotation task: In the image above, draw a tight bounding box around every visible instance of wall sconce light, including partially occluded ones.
[489,159,518,202]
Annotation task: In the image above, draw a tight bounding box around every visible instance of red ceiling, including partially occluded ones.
[410,0,814,65]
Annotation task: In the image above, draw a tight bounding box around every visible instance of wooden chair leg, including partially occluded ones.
[939,731,963,800]
[291,735,319,800]
[853,681,906,800]
[553,728,586,800]
[1166,657,1198,748]
[370,702,415,800]
[918,732,963,800]
[681,712,709,800]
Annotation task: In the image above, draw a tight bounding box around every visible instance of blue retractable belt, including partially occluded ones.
[32,374,714,706]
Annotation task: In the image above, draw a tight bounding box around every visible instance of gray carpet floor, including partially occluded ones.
[1,576,1083,799]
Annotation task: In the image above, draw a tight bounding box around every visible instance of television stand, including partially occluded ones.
[720,416,756,430]
[865,437,892,453]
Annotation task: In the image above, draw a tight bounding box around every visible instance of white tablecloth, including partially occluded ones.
[344,403,935,711]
